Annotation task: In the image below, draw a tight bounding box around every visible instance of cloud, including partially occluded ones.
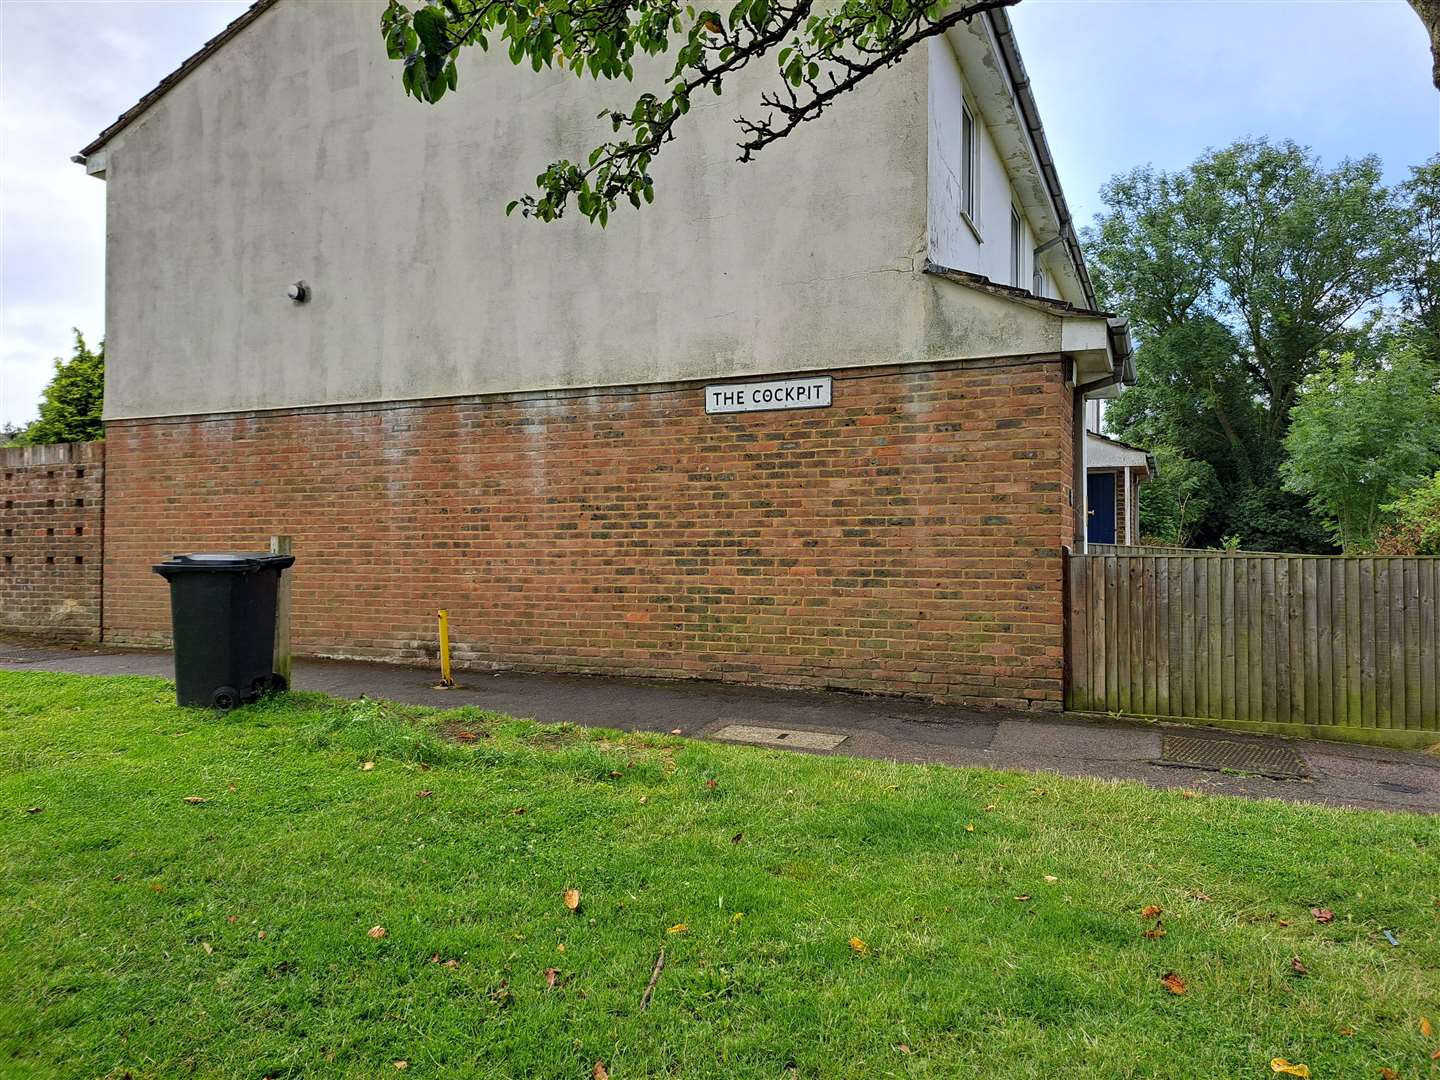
[1009,0,1438,229]
[1,0,250,427]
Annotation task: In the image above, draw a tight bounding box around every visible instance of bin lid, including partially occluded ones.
[153,552,296,577]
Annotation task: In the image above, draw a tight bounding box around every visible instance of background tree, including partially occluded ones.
[1135,446,1222,548]
[1399,157,1440,351]
[9,331,105,446]
[1375,470,1440,555]
[379,0,1015,223]
[1280,341,1440,551]
[1090,140,1419,551]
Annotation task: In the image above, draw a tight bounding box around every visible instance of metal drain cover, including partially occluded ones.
[1158,734,1309,779]
[713,725,848,751]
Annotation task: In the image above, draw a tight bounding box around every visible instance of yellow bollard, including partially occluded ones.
[437,609,455,688]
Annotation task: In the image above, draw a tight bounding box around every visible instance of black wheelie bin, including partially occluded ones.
[152,552,296,709]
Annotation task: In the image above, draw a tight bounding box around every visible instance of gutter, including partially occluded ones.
[986,8,1098,311]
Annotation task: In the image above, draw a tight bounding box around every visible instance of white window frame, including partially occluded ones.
[1010,206,1024,287]
[960,101,979,237]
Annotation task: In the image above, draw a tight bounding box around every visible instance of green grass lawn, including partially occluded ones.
[1,671,1437,1079]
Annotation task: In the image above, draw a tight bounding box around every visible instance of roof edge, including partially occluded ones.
[924,261,1112,320]
[925,262,1136,387]
[76,0,279,160]
[985,7,1098,311]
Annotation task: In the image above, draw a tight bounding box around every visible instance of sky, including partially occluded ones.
[1,0,1437,429]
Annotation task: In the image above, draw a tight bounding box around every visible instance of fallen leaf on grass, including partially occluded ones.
[455,731,478,742]
[556,943,566,953]
[1190,890,1213,903]
[638,796,649,805]
[983,804,996,812]
[393,1062,408,1071]
[1311,907,1334,924]
[24,806,42,814]
[416,790,432,798]
[1141,905,1163,919]
[1179,790,1199,799]
[544,967,561,989]
[1043,875,1058,884]
[594,1063,609,1080]
[704,779,718,790]
[1290,956,1309,977]
[1013,895,1031,902]
[667,923,688,935]
[848,937,869,955]
[1270,1059,1310,1078]
[182,796,207,805]
[563,889,581,912]
[1338,1026,1357,1037]
[257,930,266,940]
[150,883,165,893]
[670,728,682,736]
[1421,1016,1434,1038]
[731,832,743,844]
[361,762,375,772]
[1431,1047,1440,1060]
[201,942,213,955]
[964,823,975,833]
[368,926,387,939]
[1277,919,1292,928]
[1160,972,1187,995]
[510,807,526,815]
[226,915,237,924]
[443,958,459,969]
[895,1043,912,1055]
[1377,1068,1399,1079]
[1143,922,1166,939]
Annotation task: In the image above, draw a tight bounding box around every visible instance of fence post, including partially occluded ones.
[269,535,292,688]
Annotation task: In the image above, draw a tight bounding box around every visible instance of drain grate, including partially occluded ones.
[713,725,848,751]
[1159,734,1309,779]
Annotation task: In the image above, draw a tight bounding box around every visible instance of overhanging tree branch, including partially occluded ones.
[380,0,1018,225]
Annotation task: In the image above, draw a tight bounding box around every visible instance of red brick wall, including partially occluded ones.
[104,357,1072,709]
[0,442,105,641]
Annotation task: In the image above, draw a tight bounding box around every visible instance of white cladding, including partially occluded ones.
[927,35,1039,293]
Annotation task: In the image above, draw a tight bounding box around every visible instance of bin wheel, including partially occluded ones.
[212,686,240,711]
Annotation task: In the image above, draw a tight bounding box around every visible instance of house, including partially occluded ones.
[68,0,1134,709]
[1083,402,1156,547]
[1085,433,1156,546]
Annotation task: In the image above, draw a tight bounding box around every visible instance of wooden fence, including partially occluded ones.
[1088,543,1242,557]
[1066,552,1440,747]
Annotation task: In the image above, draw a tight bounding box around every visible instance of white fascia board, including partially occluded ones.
[1086,432,1151,469]
[1062,315,1116,384]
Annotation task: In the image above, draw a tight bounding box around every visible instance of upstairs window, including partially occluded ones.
[961,103,976,220]
[1010,207,1024,287]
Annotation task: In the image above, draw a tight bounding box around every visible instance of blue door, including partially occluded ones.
[1087,472,1116,545]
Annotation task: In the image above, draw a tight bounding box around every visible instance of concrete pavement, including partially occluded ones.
[2,640,1437,814]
